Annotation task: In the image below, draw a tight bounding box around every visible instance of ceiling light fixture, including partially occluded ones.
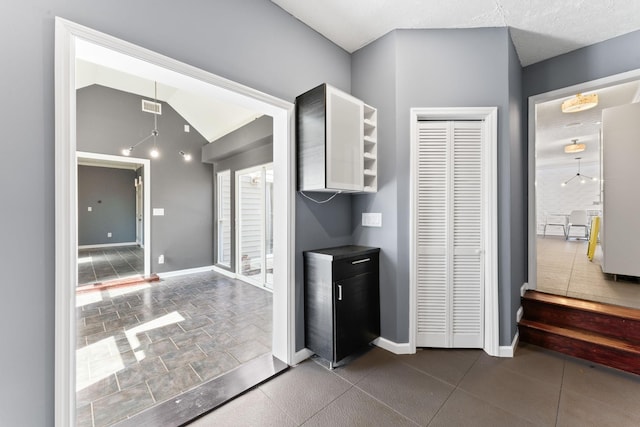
[564,138,585,154]
[561,93,598,113]
[561,157,597,186]
[179,151,192,161]
[122,81,161,158]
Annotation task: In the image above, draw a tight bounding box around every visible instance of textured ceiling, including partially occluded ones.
[271,0,640,66]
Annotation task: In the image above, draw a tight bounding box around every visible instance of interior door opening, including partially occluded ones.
[236,163,274,290]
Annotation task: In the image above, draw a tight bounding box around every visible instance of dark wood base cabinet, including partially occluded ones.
[304,245,380,368]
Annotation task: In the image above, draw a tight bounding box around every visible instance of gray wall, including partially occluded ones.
[77,84,214,273]
[351,28,526,345]
[212,142,274,273]
[78,165,137,245]
[523,29,640,98]
[0,1,350,424]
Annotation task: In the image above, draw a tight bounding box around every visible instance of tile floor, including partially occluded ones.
[78,246,144,285]
[537,236,640,309]
[190,343,640,426]
[75,270,272,427]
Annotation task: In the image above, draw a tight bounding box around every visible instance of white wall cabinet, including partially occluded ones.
[296,83,377,193]
[601,103,640,278]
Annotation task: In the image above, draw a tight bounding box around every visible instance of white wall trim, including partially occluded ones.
[55,17,295,427]
[211,265,238,279]
[373,337,413,355]
[499,331,519,358]
[157,265,216,279]
[78,242,138,249]
[528,68,640,292]
[521,282,529,297]
[292,348,314,365]
[409,107,499,357]
[517,306,524,323]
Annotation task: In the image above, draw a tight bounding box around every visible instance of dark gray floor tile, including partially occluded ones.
[171,328,212,349]
[556,388,640,427]
[429,389,537,427]
[561,358,640,415]
[303,386,418,427]
[178,314,213,332]
[160,345,207,371]
[197,332,241,355]
[103,315,139,333]
[396,348,481,386]
[145,324,184,342]
[190,352,241,381]
[76,403,93,427]
[458,356,561,426]
[355,357,454,425]
[83,310,120,326]
[138,337,178,357]
[92,383,155,427]
[189,388,296,427]
[116,356,167,389]
[259,360,352,424]
[146,365,202,403]
[226,340,271,363]
[330,346,394,385]
[76,374,119,407]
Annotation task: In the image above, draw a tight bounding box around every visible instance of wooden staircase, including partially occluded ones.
[519,290,640,375]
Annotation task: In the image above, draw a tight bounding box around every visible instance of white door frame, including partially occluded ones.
[409,107,499,356]
[76,151,151,275]
[55,18,296,427]
[235,163,273,289]
[527,68,640,292]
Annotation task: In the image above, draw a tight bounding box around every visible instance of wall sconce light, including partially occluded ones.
[179,151,192,161]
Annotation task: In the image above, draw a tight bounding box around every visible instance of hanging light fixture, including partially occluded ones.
[122,81,161,158]
[561,157,597,186]
[179,151,192,161]
[561,93,598,113]
[564,138,586,154]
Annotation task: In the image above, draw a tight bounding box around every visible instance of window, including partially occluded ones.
[217,170,231,266]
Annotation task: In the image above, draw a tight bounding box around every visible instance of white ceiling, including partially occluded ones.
[271,0,640,67]
[75,42,261,143]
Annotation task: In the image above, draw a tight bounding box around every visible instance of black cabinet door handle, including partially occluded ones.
[351,258,370,265]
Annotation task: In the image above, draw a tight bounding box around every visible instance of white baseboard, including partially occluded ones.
[292,348,314,365]
[211,265,237,279]
[498,332,519,358]
[373,337,413,354]
[517,306,524,323]
[78,242,138,249]
[158,265,215,279]
[521,282,529,297]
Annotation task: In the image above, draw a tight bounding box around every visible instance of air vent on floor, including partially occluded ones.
[141,99,162,115]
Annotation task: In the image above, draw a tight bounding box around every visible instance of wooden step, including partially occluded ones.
[519,319,640,375]
[521,290,640,344]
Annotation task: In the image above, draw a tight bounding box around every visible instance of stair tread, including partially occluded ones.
[519,319,640,353]
[523,290,640,321]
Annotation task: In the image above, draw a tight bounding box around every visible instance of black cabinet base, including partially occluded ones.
[304,245,380,367]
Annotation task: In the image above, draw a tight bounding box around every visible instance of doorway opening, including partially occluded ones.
[55,18,295,427]
[236,163,274,290]
[528,68,640,310]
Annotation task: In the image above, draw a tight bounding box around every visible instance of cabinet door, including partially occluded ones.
[326,87,364,191]
[334,272,378,361]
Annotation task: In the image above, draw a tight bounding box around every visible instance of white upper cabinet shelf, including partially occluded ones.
[296,84,377,193]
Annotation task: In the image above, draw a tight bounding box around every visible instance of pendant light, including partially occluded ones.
[564,138,585,154]
[561,93,598,113]
[122,81,161,158]
[561,157,597,186]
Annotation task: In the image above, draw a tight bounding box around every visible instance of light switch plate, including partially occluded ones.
[362,212,382,227]
[153,208,165,216]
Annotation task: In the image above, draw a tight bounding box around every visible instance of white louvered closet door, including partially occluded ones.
[416,121,484,348]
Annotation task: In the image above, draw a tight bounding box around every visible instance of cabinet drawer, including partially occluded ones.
[333,253,377,281]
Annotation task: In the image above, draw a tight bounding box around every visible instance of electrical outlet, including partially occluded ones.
[87,206,92,212]
[362,213,382,227]
[158,254,165,264]
[107,232,112,238]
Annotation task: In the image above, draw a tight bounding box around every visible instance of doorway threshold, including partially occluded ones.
[76,274,160,293]
[113,353,288,427]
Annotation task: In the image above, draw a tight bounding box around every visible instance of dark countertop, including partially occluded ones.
[303,245,380,260]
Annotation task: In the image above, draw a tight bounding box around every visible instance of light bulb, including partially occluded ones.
[592,177,598,181]
[122,147,132,156]
[150,148,159,158]
[580,178,586,184]
[561,182,566,187]
[184,153,192,161]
